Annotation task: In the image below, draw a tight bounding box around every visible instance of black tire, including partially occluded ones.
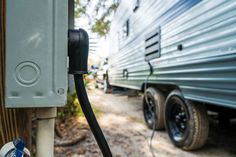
[164,90,209,150]
[219,112,230,129]
[143,87,165,130]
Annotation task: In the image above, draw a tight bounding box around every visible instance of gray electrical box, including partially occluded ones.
[5,0,68,108]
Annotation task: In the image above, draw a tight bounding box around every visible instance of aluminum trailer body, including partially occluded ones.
[108,0,236,109]
[108,0,236,150]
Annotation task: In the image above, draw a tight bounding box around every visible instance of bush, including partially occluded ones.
[57,91,100,120]
[57,92,82,120]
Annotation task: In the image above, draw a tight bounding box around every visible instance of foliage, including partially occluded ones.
[75,0,120,37]
[74,0,91,18]
[91,19,110,37]
[57,92,81,120]
[57,87,100,120]
[82,74,90,87]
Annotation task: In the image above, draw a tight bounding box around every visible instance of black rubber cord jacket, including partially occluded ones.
[74,75,113,157]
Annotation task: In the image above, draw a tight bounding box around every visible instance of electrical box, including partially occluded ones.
[5,0,68,108]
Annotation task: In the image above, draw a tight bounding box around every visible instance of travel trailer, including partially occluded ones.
[107,0,236,150]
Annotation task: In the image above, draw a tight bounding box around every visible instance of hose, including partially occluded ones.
[74,75,113,157]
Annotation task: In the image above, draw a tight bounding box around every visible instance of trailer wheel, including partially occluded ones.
[143,87,165,130]
[164,90,209,150]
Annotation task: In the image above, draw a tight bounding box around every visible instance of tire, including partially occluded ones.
[164,90,209,150]
[143,87,165,130]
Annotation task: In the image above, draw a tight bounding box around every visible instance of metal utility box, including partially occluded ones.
[5,0,68,108]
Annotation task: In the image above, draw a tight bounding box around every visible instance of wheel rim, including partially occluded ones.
[144,95,156,126]
[167,97,188,142]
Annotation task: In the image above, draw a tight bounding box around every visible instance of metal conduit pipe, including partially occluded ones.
[36,108,57,157]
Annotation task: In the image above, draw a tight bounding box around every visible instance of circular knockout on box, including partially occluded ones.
[15,61,41,86]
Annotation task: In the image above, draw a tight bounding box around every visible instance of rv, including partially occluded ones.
[106,0,236,150]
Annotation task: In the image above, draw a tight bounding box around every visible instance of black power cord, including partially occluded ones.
[74,75,112,157]
[68,29,112,157]
[144,62,156,157]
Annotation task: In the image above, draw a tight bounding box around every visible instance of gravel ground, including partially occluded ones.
[55,87,236,157]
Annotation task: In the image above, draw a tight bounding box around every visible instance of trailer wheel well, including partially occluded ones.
[141,83,181,97]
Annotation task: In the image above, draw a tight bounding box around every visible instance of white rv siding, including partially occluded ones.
[108,0,236,108]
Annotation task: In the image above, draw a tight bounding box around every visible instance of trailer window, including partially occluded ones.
[123,19,130,38]
[133,0,140,12]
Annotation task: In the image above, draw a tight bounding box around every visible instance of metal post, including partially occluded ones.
[36,108,57,157]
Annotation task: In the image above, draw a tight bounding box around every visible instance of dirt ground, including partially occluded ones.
[55,87,236,157]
